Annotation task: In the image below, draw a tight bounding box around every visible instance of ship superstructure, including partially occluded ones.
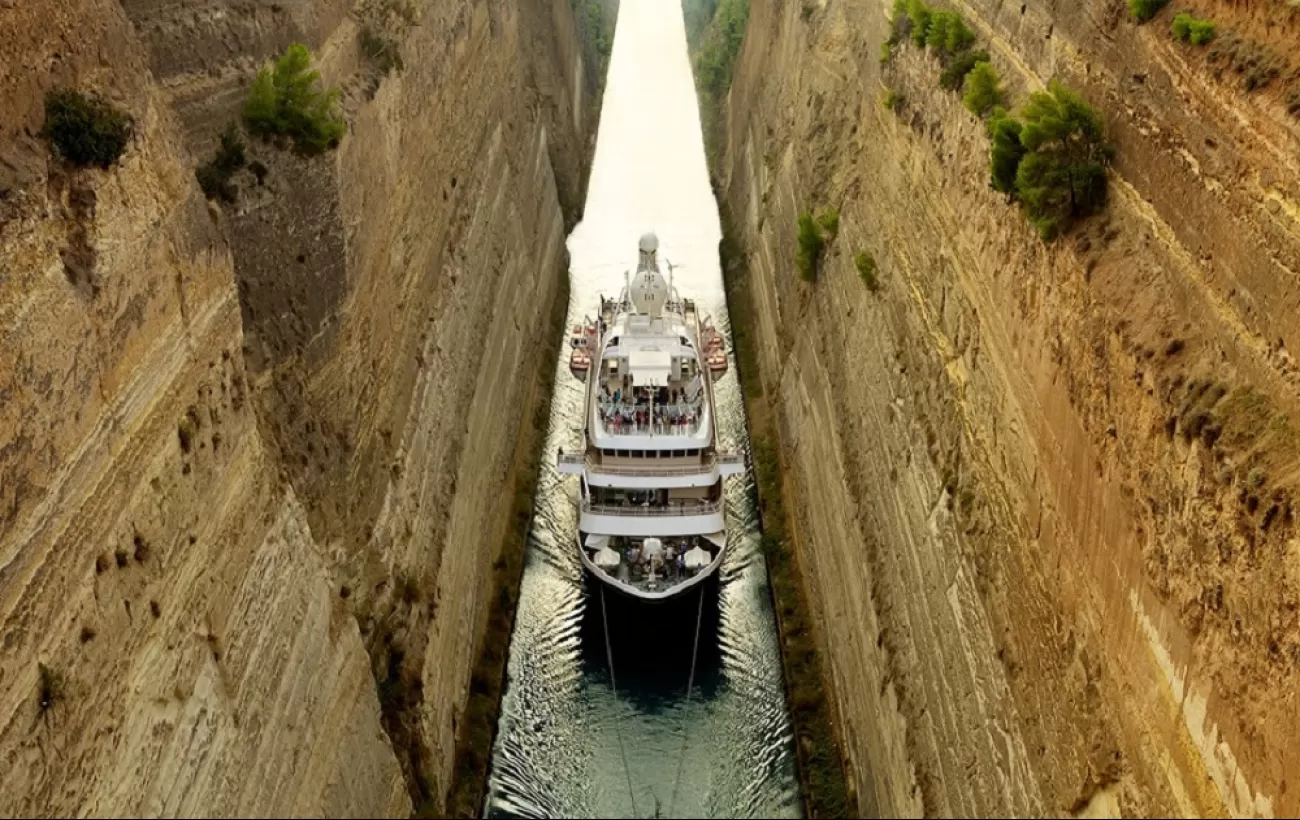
[558,233,742,601]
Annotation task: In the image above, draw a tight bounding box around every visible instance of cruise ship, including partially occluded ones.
[557,233,744,602]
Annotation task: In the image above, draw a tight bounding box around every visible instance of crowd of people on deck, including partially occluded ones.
[597,382,701,434]
[612,537,705,585]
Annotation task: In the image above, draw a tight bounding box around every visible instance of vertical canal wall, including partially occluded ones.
[711,0,1300,815]
[0,0,612,814]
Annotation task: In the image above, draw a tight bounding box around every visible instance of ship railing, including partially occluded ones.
[598,419,704,437]
[596,400,704,418]
[557,452,585,467]
[581,500,723,517]
[715,452,744,468]
[586,456,717,477]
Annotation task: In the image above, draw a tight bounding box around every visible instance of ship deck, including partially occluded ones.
[580,533,724,598]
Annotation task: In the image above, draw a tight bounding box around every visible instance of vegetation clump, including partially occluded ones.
[882,87,904,113]
[1013,80,1113,240]
[855,251,880,291]
[243,43,346,156]
[902,0,933,47]
[924,10,975,55]
[1171,12,1216,45]
[962,60,1004,117]
[1129,0,1170,23]
[42,90,132,169]
[817,206,840,239]
[694,0,749,105]
[987,107,1027,197]
[360,26,404,74]
[196,125,247,203]
[575,0,613,59]
[1207,32,1283,92]
[940,49,989,90]
[796,210,825,282]
[890,0,973,58]
[690,0,749,161]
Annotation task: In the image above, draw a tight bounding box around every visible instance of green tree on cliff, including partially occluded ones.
[925,10,975,56]
[243,43,346,156]
[986,108,1027,198]
[1014,80,1113,239]
[42,90,133,169]
[962,60,1003,117]
[903,0,932,46]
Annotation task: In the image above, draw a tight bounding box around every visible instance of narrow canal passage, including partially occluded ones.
[482,0,801,817]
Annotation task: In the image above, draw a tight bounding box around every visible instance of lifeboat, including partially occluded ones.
[700,322,727,375]
[570,346,591,373]
[706,349,728,374]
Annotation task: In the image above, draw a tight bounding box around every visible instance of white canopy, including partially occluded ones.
[584,533,610,549]
[594,547,621,568]
[703,531,726,549]
[684,546,711,570]
[628,349,672,386]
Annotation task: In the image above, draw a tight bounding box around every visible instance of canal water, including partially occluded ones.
[482,0,802,817]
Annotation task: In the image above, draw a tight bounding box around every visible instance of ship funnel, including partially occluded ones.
[637,232,660,272]
[630,233,668,317]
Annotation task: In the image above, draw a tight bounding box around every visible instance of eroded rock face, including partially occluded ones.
[720,0,1300,816]
[0,0,600,814]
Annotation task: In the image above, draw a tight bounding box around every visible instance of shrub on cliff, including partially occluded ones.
[359,26,404,74]
[986,107,1027,197]
[576,0,612,58]
[940,49,989,91]
[925,10,975,56]
[855,251,880,292]
[1171,13,1216,45]
[1014,80,1113,240]
[904,0,932,47]
[882,87,904,113]
[1128,0,1169,23]
[42,90,132,169]
[243,44,346,156]
[196,124,247,203]
[888,0,910,44]
[796,211,824,282]
[817,207,840,240]
[963,60,1003,117]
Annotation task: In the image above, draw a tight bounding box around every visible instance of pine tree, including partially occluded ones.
[987,108,1026,198]
[962,61,1003,117]
[1014,80,1113,239]
[243,43,346,156]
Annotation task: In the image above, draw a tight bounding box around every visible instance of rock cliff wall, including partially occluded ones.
[718,0,1300,815]
[0,0,602,814]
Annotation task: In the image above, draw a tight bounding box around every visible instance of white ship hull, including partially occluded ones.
[559,232,739,604]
